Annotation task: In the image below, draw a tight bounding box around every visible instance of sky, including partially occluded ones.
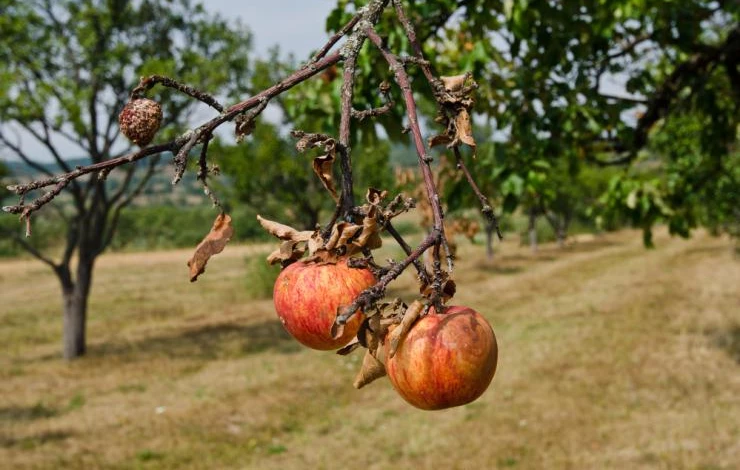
[206,1,338,58]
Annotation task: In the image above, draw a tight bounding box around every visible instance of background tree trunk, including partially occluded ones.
[528,209,538,253]
[485,220,495,260]
[58,256,95,359]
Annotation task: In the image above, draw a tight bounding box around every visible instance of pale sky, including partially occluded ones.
[205,1,338,58]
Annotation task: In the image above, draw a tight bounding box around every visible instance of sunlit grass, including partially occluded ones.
[1,229,738,469]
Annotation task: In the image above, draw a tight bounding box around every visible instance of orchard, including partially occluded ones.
[3,0,502,410]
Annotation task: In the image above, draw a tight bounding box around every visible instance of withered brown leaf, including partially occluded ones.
[353,349,386,389]
[455,108,476,150]
[188,213,234,282]
[257,215,313,241]
[336,338,361,356]
[387,300,425,358]
[441,74,468,92]
[266,240,307,265]
[428,133,453,148]
[353,206,382,251]
[312,145,339,203]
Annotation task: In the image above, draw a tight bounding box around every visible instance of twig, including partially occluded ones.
[131,75,224,112]
[453,146,503,240]
[364,26,445,233]
[391,0,441,91]
[385,222,430,284]
[196,137,221,209]
[5,53,343,216]
[334,228,441,327]
[4,141,176,218]
[311,14,362,62]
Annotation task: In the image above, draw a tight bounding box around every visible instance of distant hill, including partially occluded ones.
[2,156,214,207]
[4,157,91,178]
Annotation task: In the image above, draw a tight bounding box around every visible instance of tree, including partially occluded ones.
[0,0,251,359]
[327,0,739,244]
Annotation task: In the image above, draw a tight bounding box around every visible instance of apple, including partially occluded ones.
[385,305,498,410]
[273,258,375,350]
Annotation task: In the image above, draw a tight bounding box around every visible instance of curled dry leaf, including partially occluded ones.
[365,187,388,206]
[353,349,386,389]
[313,150,339,203]
[353,206,382,250]
[258,215,315,265]
[187,213,234,282]
[257,215,312,240]
[441,74,468,92]
[387,300,425,358]
[428,133,453,148]
[336,338,361,356]
[454,108,476,150]
[266,240,307,265]
[325,222,361,252]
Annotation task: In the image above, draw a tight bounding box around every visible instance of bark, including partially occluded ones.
[58,255,95,360]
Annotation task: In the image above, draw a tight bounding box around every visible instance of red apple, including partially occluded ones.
[385,305,498,410]
[273,258,375,350]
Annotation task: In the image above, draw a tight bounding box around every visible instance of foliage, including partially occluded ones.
[243,253,280,299]
[215,122,392,230]
[110,205,266,252]
[327,0,740,243]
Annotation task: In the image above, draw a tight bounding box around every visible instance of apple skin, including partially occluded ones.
[273,258,375,350]
[385,305,498,410]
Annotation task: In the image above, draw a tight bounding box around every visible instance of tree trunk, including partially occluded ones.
[556,225,566,248]
[528,209,538,253]
[59,256,95,360]
[62,285,87,359]
[485,220,495,260]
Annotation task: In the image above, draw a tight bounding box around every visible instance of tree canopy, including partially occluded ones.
[327,0,739,243]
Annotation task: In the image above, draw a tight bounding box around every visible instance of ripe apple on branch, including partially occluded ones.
[3,0,500,410]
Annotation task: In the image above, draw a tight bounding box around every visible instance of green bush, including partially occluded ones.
[110,204,268,251]
[244,253,280,299]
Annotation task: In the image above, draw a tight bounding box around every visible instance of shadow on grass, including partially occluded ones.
[89,319,302,361]
[0,430,73,449]
[710,324,740,364]
[474,262,525,275]
[0,403,57,422]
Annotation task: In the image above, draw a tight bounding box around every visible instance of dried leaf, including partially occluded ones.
[353,349,386,389]
[352,206,382,250]
[266,240,306,265]
[441,74,468,92]
[257,215,312,241]
[455,108,476,150]
[387,300,425,358]
[365,187,387,205]
[188,213,234,282]
[336,338,361,356]
[312,145,339,202]
[325,222,361,251]
[307,230,324,255]
[428,133,453,148]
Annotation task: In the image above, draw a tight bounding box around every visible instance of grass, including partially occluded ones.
[1,228,739,469]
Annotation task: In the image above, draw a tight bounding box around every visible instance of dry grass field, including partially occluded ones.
[1,228,739,469]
